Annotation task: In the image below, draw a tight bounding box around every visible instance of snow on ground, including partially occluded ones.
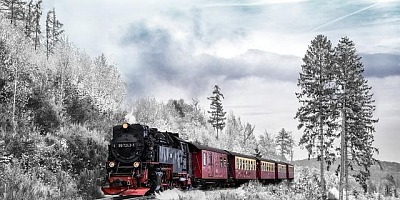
[154,182,400,200]
[154,182,304,200]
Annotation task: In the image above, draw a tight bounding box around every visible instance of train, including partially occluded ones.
[101,123,294,196]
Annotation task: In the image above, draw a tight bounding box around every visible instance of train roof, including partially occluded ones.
[256,157,278,163]
[224,150,257,160]
[188,142,228,154]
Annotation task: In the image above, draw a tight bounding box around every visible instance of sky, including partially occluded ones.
[43,0,400,163]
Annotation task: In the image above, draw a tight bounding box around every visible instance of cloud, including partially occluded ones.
[117,16,399,100]
[361,53,400,77]
[118,21,302,98]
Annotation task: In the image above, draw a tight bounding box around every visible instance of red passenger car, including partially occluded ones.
[287,163,294,180]
[189,143,228,184]
[276,162,287,179]
[256,158,276,183]
[227,151,257,181]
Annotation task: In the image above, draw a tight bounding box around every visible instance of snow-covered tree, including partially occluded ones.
[334,36,378,197]
[0,0,26,26]
[295,34,339,200]
[207,85,226,139]
[222,111,242,151]
[46,7,63,57]
[28,0,41,50]
[257,130,278,160]
[275,128,294,161]
[241,122,257,155]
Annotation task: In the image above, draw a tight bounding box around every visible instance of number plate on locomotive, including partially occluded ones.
[116,143,135,148]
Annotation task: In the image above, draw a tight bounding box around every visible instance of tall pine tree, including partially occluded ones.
[334,37,378,198]
[32,0,42,50]
[207,85,226,139]
[295,35,339,200]
[275,128,294,161]
[46,7,64,58]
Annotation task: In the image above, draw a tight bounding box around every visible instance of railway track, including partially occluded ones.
[97,195,156,200]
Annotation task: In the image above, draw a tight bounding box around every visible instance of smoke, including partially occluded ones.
[125,111,137,124]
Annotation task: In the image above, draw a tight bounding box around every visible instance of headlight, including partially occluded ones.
[133,162,140,168]
[122,123,129,129]
[109,161,116,168]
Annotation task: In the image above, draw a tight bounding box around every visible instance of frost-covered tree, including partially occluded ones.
[295,34,339,200]
[241,122,257,155]
[46,7,63,57]
[29,0,42,50]
[207,85,226,139]
[334,37,378,197]
[275,128,294,161]
[222,111,242,151]
[257,130,278,160]
[0,0,26,26]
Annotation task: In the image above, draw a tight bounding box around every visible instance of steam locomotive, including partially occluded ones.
[101,123,294,196]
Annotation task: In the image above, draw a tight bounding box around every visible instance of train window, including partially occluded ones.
[223,158,227,167]
[236,158,239,169]
[209,153,212,165]
[220,157,223,167]
[203,153,207,166]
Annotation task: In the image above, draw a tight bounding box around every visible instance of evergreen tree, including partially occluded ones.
[275,128,294,161]
[295,34,339,200]
[207,85,226,139]
[24,0,34,38]
[334,37,378,198]
[32,0,42,50]
[46,7,64,57]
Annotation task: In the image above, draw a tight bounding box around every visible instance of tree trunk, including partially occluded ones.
[345,142,349,200]
[320,114,326,200]
[12,65,17,136]
[340,85,346,200]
